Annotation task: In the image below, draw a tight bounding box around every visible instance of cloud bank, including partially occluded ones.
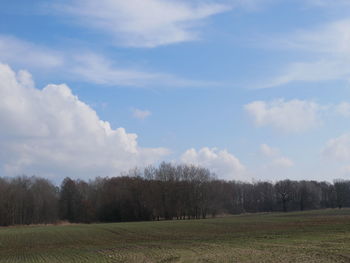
[0,63,249,182]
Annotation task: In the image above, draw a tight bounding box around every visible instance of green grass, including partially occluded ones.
[1,209,350,262]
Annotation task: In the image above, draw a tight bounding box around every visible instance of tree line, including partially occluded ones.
[0,162,350,226]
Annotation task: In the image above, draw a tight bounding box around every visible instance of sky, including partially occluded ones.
[1,0,350,183]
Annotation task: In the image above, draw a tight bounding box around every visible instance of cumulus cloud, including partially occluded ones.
[132,108,152,120]
[55,0,230,48]
[0,63,169,180]
[180,147,246,181]
[245,99,321,133]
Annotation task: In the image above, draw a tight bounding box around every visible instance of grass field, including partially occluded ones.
[0,209,350,262]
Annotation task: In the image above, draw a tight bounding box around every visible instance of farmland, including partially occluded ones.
[0,209,350,263]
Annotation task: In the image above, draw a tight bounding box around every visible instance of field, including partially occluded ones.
[0,209,350,263]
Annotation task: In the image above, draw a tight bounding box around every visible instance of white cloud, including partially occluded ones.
[71,53,171,87]
[233,0,348,10]
[306,0,350,7]
[0,63,169,180]
[340,165,350,175]
[335,102,350,117]
[260,144,294,169]
[270,156,294,168]
[56,0,230,48]
[280,19,350,55]
[71,53,215,87]
[0,35,64,70]
[232,0,276,10]
[0,35,213,88]
[260,143,279,157]
[245,99,321,133]
[261,19,350,88]
[262,59,350,88]
[323,134,350,162]
[132,108,152,120]
[180,147,246,181]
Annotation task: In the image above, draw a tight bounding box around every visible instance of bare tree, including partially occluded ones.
[275,180,295,212]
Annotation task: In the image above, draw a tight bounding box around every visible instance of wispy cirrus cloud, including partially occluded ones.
[305,0,350,7]
[0,35,64,70]
[53,0,230,48]
[71,52,220,88]
[0,35,217,88]
[259,19,350,88]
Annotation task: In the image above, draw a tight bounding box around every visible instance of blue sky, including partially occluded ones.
[1,0,350,182]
